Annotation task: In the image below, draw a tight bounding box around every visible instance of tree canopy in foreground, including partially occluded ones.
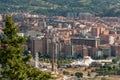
[0,15,51,80]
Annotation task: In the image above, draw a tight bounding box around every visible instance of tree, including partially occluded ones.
[63,71,69,75]
[103,54,109,59]
[112,59,117,64]
[0,15,51,80]
[75,72,83,78]
[101,77,109,80]
[87,71,91,76]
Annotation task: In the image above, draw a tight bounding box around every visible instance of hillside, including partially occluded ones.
[0,0,120,17]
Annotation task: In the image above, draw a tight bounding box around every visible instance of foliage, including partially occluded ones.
[112,59,117,64]
[112,56,120,64]
[101,77,109,80]
[63,71,69,75]
[87,71,91,76]
[57,58,74,65]
[75,72,83,78]
[39,58,51,63]
[0,15,51,80]
[0,0,120,17]
[97,63,120,76]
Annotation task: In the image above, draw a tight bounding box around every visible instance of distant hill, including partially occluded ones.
[0,0,120,17]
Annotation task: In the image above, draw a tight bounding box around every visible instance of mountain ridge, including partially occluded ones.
[0,0,120,17]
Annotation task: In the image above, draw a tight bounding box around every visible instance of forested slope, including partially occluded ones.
[0,0,120,16]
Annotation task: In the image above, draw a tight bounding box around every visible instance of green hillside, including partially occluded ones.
[0,0,120,17]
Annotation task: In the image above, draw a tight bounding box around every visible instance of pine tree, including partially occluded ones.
[0,15,51,80]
